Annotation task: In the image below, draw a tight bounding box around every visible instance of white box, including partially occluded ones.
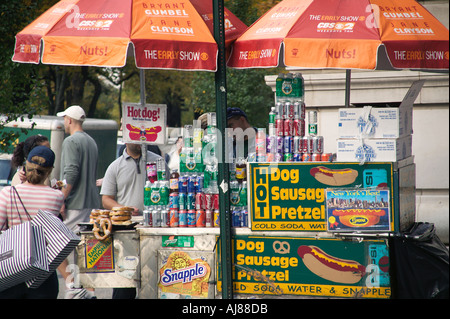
[336,136,412,162]
[338,81,424,139]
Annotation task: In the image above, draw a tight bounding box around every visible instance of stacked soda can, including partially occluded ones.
[143,165,170,227]
[267,100,307,162]
[229,180,248,228]
[266,102,332,162]
[152,174,219,228]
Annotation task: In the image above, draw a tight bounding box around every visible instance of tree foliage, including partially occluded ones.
[1,0,284,153]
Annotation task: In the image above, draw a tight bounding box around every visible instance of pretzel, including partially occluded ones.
[93,217,112,241]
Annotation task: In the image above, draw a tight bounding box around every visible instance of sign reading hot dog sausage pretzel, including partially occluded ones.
[216,236,391,299]
[122,103,167,144]
[249,162,394,231]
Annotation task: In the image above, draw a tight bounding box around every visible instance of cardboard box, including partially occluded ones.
[338,81,424,139]
[336,136,412,162]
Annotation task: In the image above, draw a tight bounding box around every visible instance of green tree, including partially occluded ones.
[0,0,50,152]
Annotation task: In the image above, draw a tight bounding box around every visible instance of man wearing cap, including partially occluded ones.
[56,105,100,299]
[227,107,257,159]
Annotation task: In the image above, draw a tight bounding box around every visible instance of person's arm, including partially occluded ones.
[102,194,121,210]
[102,195,139,216]
[60,138,80,199]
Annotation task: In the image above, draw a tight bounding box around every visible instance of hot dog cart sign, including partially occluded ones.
[326,188,391,232]
[217,236,391,299]
[249,162,394,231]
[122,103,166,144]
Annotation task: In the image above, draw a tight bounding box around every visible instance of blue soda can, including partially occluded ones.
[293,153,302,162]
[187,192,196,210]
[178,193,187,210]
[187,175,196,193]
[284,136,292,154]
[179,210,187,227]
[241,209,248,227]
[195,175,204,193]
[276,136,284,153]
[232,208,241,227]
[187,210,196,227]
[169,192,179,209]
[178,176,188,193]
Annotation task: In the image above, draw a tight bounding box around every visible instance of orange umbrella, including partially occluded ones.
[12,0,246,71]
[228,0,449,71]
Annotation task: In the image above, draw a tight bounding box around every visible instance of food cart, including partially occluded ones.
[74,78,426,299]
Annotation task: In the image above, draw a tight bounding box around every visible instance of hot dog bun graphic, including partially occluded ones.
[333,209,386,228]
[297,245,365,284]
[310,166,358,186]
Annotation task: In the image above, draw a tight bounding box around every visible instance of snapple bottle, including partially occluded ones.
[169,169,179,194]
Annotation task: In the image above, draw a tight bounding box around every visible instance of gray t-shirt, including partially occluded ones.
[100,149,169,213]
[60,131,100,210]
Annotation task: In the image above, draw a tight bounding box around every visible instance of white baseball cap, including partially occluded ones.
[57,105,86,122]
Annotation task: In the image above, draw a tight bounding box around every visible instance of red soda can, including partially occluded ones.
[205,209,213,227]
[313,136,324,154]
[213,194,219,210]
[312,153,321,162]
[204,193,213,210]
[301,136,310,153]
[284,119,293,136]
[169,209,179,227]
[302,153,312,162]
[195,210,205,227]
[307,136,315,153]
[275,119,284,136]
[321,153,333,162]
[293,119,305,137]
[285,102,295,119]
[187,210,196,227]
[178,210,187,227]
[195,192,205,210]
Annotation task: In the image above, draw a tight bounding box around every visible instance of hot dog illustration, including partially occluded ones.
[310,166,358,186]
[332,209,386,228]
[297,245,365,284]
[126,124,162,142]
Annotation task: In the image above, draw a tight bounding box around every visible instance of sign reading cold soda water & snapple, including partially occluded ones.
[249,162,394,231]
[216,236,391,298]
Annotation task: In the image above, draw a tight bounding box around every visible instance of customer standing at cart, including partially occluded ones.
[227,107,257,159]
[0,146,64,299]
[56,105,100,299]
[100,142,169,299]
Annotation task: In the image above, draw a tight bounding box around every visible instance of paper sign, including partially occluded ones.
[122,103,166,144]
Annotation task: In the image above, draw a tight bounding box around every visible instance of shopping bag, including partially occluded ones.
[0,221,49,292]
[26,210,81,288]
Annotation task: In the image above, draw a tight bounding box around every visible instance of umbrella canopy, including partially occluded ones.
[12,0,246,71]
[228,0,449,70]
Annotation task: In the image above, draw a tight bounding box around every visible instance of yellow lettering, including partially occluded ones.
[271,186,279,200]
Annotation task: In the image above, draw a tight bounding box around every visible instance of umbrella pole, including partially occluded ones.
[140,69,147,163]
[213,0,233,299]
[345,69,351,107]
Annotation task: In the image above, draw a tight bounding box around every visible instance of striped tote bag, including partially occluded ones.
[26,210,81,288]
[0,221,49,292]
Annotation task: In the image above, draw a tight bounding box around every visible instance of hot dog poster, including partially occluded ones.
[326,189,391,232]
[217,236,391,299]
[249,162,394,231]
[122,103,166,144]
